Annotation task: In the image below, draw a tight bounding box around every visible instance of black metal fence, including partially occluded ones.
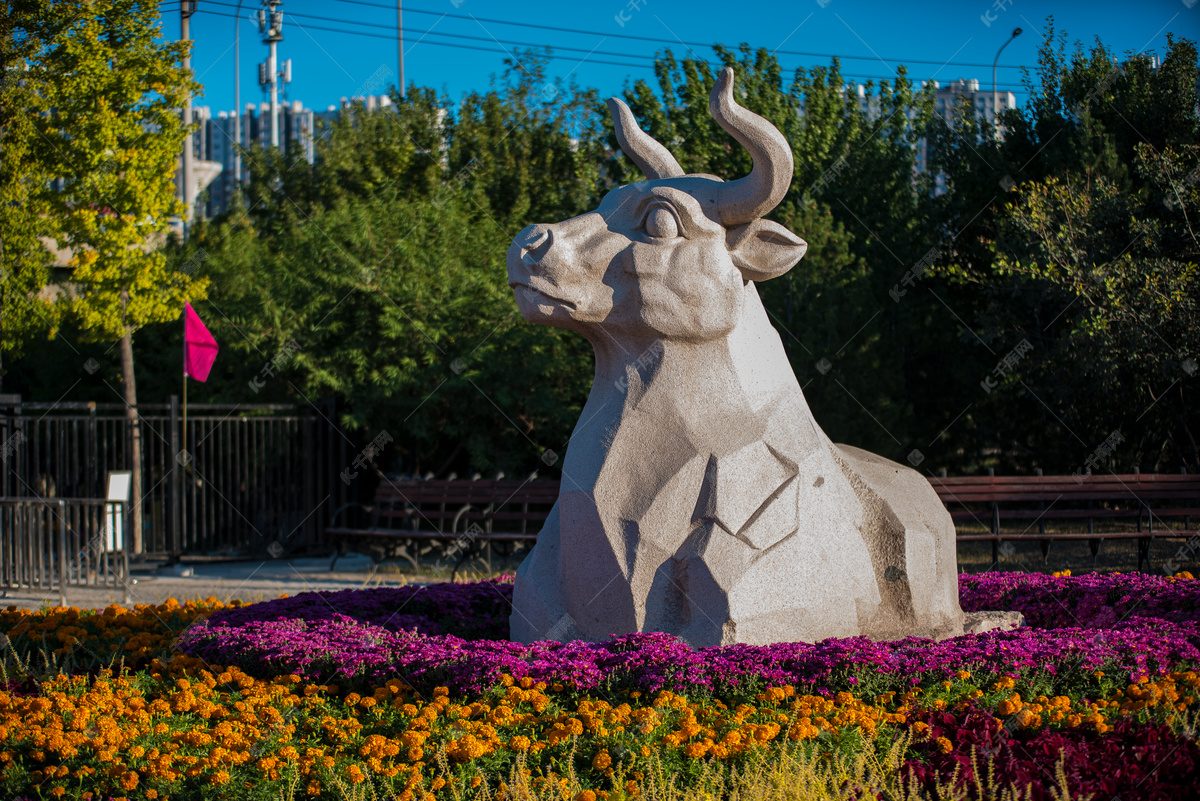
[0,498,129,603]
[0,396,353,557]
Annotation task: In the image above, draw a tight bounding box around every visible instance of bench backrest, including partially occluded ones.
[370,479,560,533]
[367,474,1200,533]
[929,474,1200,505]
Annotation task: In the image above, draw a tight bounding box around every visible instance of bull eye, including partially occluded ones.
[644,206,680,239]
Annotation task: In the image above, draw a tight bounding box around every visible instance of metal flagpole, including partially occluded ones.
[182,309,188,552]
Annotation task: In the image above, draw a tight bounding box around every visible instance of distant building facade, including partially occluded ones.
[188,99,317,217]
[185,95,400,217]
[919,79,1017,192]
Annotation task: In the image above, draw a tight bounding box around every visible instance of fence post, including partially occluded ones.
[304,406,316,549]
[121,500,131,604]
[0,394,22,498]
[87,402,98,497]
[57,499,67,607]
[169,395,181,560]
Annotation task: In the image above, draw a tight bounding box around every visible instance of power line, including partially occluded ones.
[191,8,650,71]
[325,0,1029,70]
[188,6,1029,90]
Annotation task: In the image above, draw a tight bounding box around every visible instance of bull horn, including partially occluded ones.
[607,97,684,180]
[709,67,793,225]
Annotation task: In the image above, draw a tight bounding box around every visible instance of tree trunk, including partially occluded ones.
[119,328,143,554]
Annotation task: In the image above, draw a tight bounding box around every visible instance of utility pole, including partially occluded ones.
[397,1,405,101]
[180,0,198,235]
[234,0,246,199]
[258,0,284,147]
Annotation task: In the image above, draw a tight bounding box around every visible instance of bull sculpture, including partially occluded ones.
[506,68,1007,647]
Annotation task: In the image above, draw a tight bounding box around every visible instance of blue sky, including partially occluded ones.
[163,0,1198,115]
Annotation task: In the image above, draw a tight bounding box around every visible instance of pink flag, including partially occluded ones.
[184,303,218,382]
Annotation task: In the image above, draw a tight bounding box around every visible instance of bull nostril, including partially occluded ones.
[518,226,551,253]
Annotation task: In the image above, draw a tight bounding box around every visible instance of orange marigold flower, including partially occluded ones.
[576,792,597,801]
[593,750,612,770]
[936,736,953,754]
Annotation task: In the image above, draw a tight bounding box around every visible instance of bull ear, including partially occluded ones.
[726,219,808,281]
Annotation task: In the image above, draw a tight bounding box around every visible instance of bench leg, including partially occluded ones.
[329,541,347,572]
[991,539,999,568]
[1088,538,1101,565]
[1040,538,1051,563]
[450,545,474,583]
[1138,536,1151,573]
[399,543,420,573]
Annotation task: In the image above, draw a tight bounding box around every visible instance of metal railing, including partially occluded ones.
[0,498,129,604]
[1,396,354,557]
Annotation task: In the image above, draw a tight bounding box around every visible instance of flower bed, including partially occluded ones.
[177,574,1200,698]
[0,571,1196,800]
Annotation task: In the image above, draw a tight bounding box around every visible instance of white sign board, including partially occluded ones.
[106,471,132,502]
[105,471,132,551]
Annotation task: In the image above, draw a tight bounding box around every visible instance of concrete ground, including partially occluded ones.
[0,552,435,611]
[4,538,1196,612]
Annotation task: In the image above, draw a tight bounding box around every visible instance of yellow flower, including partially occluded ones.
[593,750,612,770]
[936,736,953,754]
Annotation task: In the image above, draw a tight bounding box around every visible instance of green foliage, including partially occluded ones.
[7,10,1197,479]
[184,59,602,474]
[23,0,207,341]
[0,2,62,363]
[447,53,610,228]
[924,20,1200,471]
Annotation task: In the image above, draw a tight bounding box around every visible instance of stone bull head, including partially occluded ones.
[507,68,978,647]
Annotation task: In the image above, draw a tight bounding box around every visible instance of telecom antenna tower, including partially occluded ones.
[257,1,289,148]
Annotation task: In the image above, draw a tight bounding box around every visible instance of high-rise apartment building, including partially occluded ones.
[187,99,316,217]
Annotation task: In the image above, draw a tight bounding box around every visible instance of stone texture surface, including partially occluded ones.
[963,610,1026,635]
[507,68,1000,647]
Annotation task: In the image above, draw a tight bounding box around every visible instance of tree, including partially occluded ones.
[446,52,610,229]
[27,0,204,551]
[991,145,1200,470]
[0,2,61,391]
[180,59,607,476]
[924,20,1199,472]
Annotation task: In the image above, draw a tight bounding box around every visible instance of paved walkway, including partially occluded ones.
[1,553,432,611]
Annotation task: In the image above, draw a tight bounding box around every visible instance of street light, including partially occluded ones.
[993,27,1022,132]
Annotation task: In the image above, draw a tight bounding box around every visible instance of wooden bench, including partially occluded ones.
[327,472,1199,574]
[929,472,1200,571]
[326,476,558,577]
